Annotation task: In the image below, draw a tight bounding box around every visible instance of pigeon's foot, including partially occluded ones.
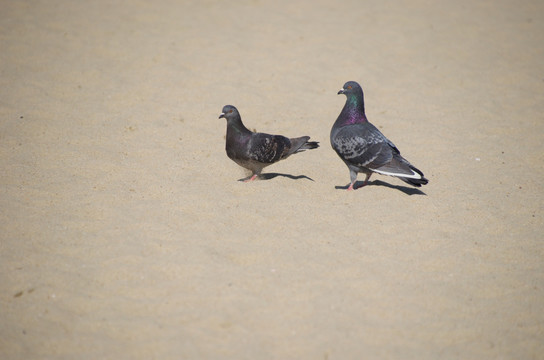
[348,176,371,190]
[244,174,259,182]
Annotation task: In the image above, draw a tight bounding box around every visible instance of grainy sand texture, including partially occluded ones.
[1,0,543,359]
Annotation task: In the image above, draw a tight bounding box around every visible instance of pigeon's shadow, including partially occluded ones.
[239,173,314,182]
[335,179,426,195]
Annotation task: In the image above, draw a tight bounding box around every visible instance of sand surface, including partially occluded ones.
[1,0,543,359]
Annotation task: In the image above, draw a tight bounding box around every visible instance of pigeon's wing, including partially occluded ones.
[332,124,393,168]
[247,133,291,164]
[358,124,425,179]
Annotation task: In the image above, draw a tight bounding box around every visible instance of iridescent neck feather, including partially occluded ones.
[338,92,367,125]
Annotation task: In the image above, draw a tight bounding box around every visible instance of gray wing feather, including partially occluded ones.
[332,124,393,168]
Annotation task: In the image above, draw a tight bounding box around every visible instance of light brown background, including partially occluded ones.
[1,0,543,359]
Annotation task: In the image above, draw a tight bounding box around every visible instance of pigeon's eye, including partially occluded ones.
[228,110,233,114]
[347,85,352,90]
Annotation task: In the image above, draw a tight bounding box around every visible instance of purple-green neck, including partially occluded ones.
[337,92,367,126]
[226,116,251,137]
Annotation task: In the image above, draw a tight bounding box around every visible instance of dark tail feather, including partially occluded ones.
[300,141,319,150]
[289,136,320,155]
[399,165,428,187]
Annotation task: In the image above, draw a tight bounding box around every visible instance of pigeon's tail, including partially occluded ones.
[398,165,429,187]
[371,155,428,187]
[300,141,319,150]
[289,136,320,155]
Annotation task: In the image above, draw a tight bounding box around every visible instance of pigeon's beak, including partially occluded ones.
[218,113,225,119]
[337,89,345,95]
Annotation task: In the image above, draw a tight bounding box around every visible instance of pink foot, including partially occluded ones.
[244,174,258,182]
[347,180,368,190]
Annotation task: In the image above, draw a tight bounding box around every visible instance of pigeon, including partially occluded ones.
[330,81,428,190]
[219,105,319,181]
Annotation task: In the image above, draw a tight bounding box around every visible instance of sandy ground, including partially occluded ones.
[1,0,543,359]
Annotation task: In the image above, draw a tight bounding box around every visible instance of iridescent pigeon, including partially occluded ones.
[331,81,428,190]
[219,105,319,182]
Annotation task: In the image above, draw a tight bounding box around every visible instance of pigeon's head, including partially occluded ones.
[337,81,362,96]
[219,105,239,120]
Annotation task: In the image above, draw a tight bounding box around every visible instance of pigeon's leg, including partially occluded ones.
[347,169,358,191]
[362,173,372,186]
